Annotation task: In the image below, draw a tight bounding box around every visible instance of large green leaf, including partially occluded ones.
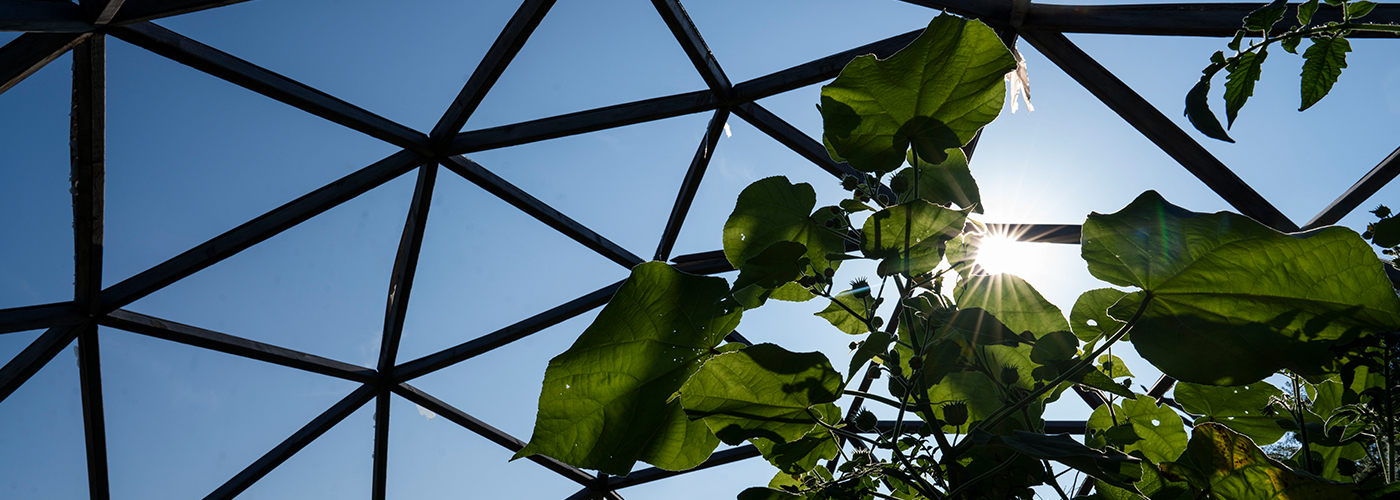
[892,147,983,213]
[820,14,1015,174]
[994,431,1144,491]
[515,262,741,475]
[751,410,841,474]
[1070,288,1129,343]
[1175,381,1286,446]
[956,273,1070,339]
[732,241,809,308]
[680,343,842,445]
[938,307,1021,347]
[1165,423,1366,500]
[861,200,966,276]
[1088,395,1187,464]
[1300,36,1351,111]
[1083,191,1400,385]
[724,176,845,279]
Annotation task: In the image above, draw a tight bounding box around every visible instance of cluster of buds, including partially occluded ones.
[840,173,891,206]
[797,266,837,292]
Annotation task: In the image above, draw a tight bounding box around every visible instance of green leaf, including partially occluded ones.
[752,429,840,474]
[861,200,966,276]
[938,307,1022,347]
[1088,395,1187,464]
[1282,35,1303,54]
[1175,381,1287,446]
[680,343,842,445]
[724,176,845,278]
[814,288,871,335]
[1300,36,1351,111]
[820,15,1015,174]
[1347,0,1378,19]
[956,273,1070,339]
[848,330,891,382]
[892,147,983,213]
[515,262,741,475]
[1298,0,1321,24]
[1370,216,1400,248]
[732,241,809,308]
[1243,0,1288,32]
[1082,191,1400,385]
[1070,288,1129,343]
[1229,30,1246,51]
[1224,46,1268,128]
[1186,74,1236,143]
[1173,423,1366,500]
[996,431,1145,491]
[1077,367,1137,399]
[1098,354,1135,379]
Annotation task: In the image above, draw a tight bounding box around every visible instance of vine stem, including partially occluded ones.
[958,293,1153,450]
[1291,372,1316,474]
[1384,334,1396,482]
[1236,21,1400,56]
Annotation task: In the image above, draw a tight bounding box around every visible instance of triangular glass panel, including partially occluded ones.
[234,401,374,499]
[155,0,520,131]
[103,36,403,289]
[1066,32,1397,227]
[0,50,74,310]
[408,309,601,441]
[0,333,87,499]
[462,0,709,130]
[392,160,632,364]
[98,326,361,499]
[120,166,420,366]
[462,112,712,259]
[387,391,584,499]
[683,0,932,83]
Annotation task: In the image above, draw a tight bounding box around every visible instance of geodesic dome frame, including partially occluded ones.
[2,0,1399,498]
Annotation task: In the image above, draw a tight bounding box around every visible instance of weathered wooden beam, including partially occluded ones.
[655,108,729,261]
[108,22,431,154]
[77,326,110,500]
[610,445,761,489]
[0,1,92,32]
[731,29,921,103]
[205,384,377,500]
[100,309,378,384]
[440,155,644,268]
[392,383,599,487]
[1020,29,1298,232]
[109,0,250,25]
[446,90,718,155]
[99,150,424,312]
[0,32,89,95]
[430,0,556,142]
[1304,146,1400,230]
[72,34,105,317]
[0,302,85,335]
[378,165,437,373]
[393,279,624,382]
[0,323,84,404]
[84,0,126,25]
[650,0,730,98]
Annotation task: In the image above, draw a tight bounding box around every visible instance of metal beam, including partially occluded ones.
[731,29,922,103]
[0,302,85,334]
[372,392,390,500]
[77,326,110,500]
[872,420,1087,435]
[108,22,431,154]
[650,0,730,98]
[378,165,437,373]
[440,155,644,268]
[1022,2,1400,38]
[205,384,377,500]
[986,223,1081,244]
[430,0,557,142]
[669,250,731,275]
[446,90,719,155]
[1304,146,1400,230]
[100,309,378,384]
[0,32,89,95]
[109,0,251,25]
[655,108,729,261]
[72,33,105,317]
[394,279,624,382]
[0,323,84,404]
[610,445,761,489]
[88,0,127,25]
[99,150,424,312]
[392,382,599,487]
[0,1,92,32]
[1019,29,1299,232]
[732,102,865,183]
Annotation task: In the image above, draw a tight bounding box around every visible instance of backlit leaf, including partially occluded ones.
[861,200,966,276]
[892,147,983,213]
[956,273,1069,339]
[515,262,741,475]
[1070,288,1129,343]
[724,176,845,279]
[680,343,842,445]
[1088,395,1187,464]
[1243,0,1287,31]
[1300,36,1351,111]
[1175,381,1286,446]
[1224,47,1268,128]
[1083,191,1400,385]
[814,287,872,335]
[820,15,1015,173]
[1172,423,1365,499]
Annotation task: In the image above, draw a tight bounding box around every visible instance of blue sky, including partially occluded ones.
[2,0,1399,498]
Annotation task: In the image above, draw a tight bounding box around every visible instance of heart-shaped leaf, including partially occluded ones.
[680,343,842,445]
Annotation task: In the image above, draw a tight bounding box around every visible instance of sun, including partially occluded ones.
[972,230,1037,277]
